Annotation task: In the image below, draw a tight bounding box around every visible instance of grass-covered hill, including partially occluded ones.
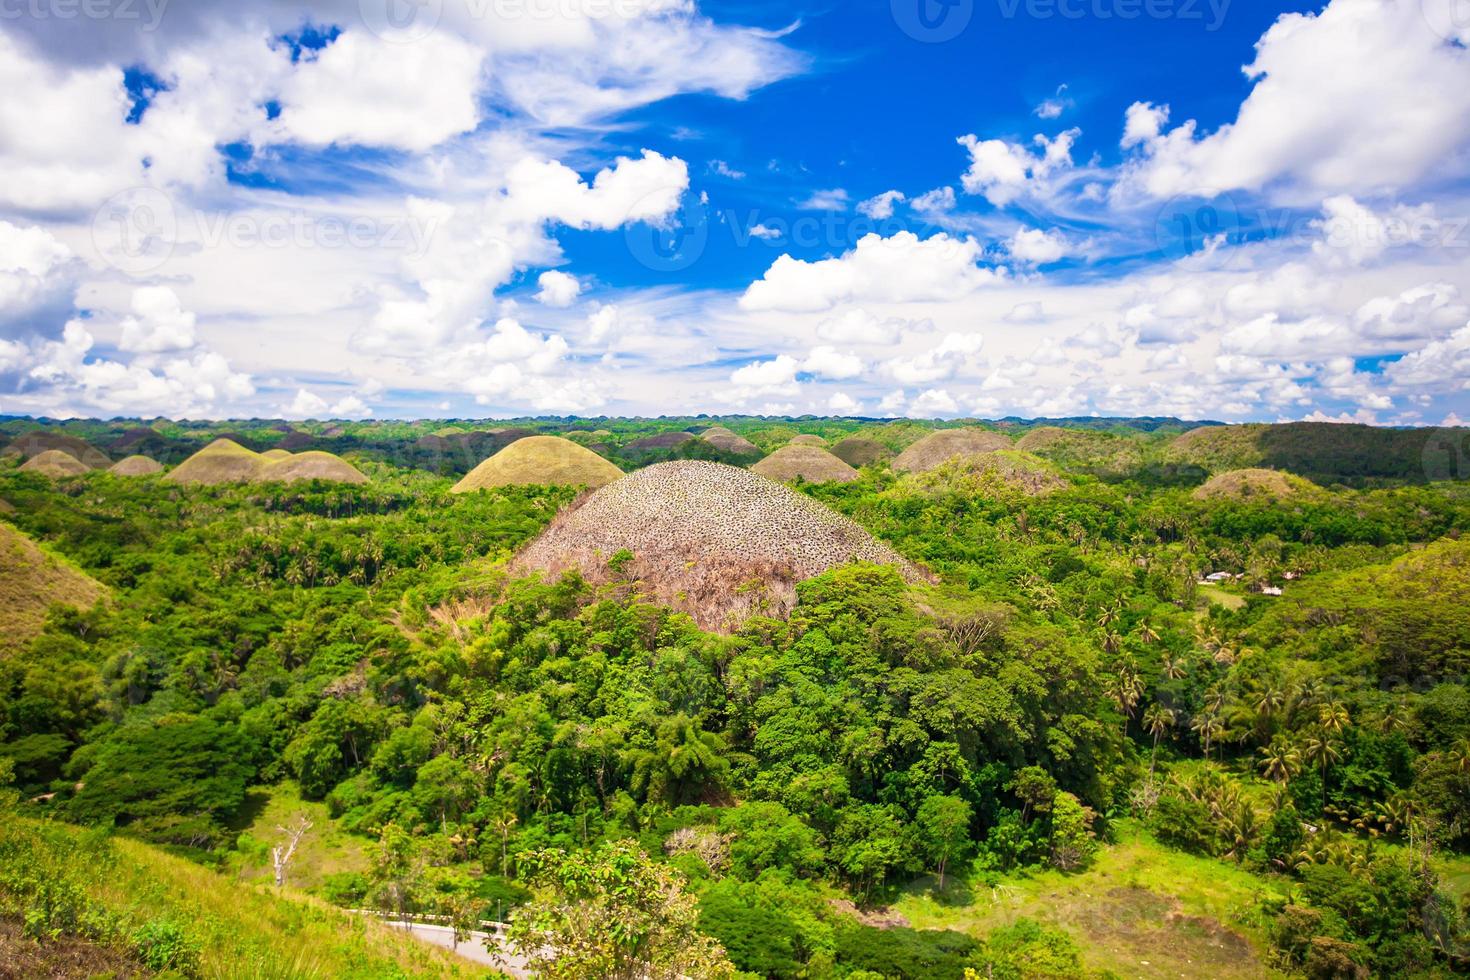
[0,522,106,657]
[0,815,477,978]
[2,413,1470,978]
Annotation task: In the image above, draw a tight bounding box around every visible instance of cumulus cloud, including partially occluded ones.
[118,286,198,353]
[957,128,1078,206]
[1005,227,1072,266]
[535,270,583,308]
[283,388,373,419]
[1120,0,1470,200]
[857,190,906,220]
[740,232,1000,313]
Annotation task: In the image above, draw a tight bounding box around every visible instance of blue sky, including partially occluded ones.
[1,0,1469,423]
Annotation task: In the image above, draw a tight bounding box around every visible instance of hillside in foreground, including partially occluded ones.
[0,815,478,979]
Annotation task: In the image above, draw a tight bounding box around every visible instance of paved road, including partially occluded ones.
[375,920,533,978]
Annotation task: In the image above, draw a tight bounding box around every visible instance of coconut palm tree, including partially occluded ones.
[1143,703,1176,776]
[1317,700,1350,736]
[1301,729,1343,788]
[1259,736,1302,784]
[1161,653,1188,681]
[1191,711,1224,761]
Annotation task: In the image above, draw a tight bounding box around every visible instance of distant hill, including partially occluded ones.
[0,523,106,656]
[1167,423,1467,483]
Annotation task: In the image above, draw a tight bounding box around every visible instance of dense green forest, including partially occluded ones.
[2,416,1470,979]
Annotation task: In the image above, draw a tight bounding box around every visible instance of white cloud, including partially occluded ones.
[1035,85,1072,120]
[909,388,960,418]
[802,345,864,379]
[828,391,860,413]
[118,286,197,353]
[1121,0,1470,200]
[740,232,1000,313]
[888,332,984,385]
[274,30,484,152]
[1121,102,1169,149]
[535,270,582,308]
[1005,227,1071,266]
[858,190,906,220]
[1355,283,1468,343]
[1005,302,1045,323]
[283,388,373,419]
[710,159,746,179]
[957,128,1078,206]
[816,309,914,345]
[797,188,850,211]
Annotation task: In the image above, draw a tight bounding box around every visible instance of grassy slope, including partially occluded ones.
[230,782,370,892]
[0,522,107,656]
[1,816,484,979]
[894,823,1284,980]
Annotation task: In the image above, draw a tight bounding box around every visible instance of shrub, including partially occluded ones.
[131,917,203,975]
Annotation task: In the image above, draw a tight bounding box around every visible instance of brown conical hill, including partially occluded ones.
[164,439,266,485]
[514,461,927,631]
[20,450,91,478]
[0,523,106,656]
[109,455,164,477]
[788,434,827,447]
[700,426,760,456]
[3,431,110,468]
[1192,468,1316,502]
[261,449,293,461]
[831,436,890,467]
[452,436,623,493]
[259,451,368,485]
[892,428,1013,473]
[752,445,859,484]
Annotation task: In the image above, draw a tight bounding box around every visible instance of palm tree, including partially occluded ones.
[1161,654,1188,681]
[1191,711,1224,761]
[1258,736,1302,784]
[1109,666,1145,739]
[1221,800,1260,863]
[1143,703,1176,776]
[1301,729,1343,788]
[1449,740,1470,775]
[1317,700,1350,736]
[1136,620,1160,645]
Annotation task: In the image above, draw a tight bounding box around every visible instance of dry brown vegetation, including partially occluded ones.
[830,436,891,467]
[452,436,624,493]
[751,445,860,484]
[1191,467,1315,501]
[891,428,1013,473]
[514,460,927,630]
[788,434,828,447]
[19,450,92,478]
[699,426,761,456]
[164,439,366,486]
[108,455,165,477]
[1,431,111,469]
[0,523,107,656]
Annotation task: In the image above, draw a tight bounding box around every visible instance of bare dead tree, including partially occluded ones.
[272,814,313,889]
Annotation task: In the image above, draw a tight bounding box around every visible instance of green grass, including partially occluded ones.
[1198,585,1247,610]
[894,822,1284,979]
[229,782,370,894]
[0,815,486,979]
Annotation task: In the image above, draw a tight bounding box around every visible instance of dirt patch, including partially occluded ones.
[828,898,911,929]
[1056,886,1260,978]
[0,917,151,978]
